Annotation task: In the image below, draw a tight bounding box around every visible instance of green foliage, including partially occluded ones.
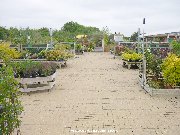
[124,47,134,54]
[88,32,103,47]
[62,21,100,35]
[0,22,100,45]
[0,65,23,134]
[10,61,40,78]
[0,43,20,61]
[104,34,110,45]
[9,61,58,78]
[145,50,162,79]
[75,44,83,51]
[37,50,47,59]
[148,80,161,89]
[45,50,73,61]
[87,42,95,52]
[130,32,138,42]
[55,44,71,51]
[38,27,50,37]
[171,40,180,56]
[162,54,180,87]
[0,27,9,41]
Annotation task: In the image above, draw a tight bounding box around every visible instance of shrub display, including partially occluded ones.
[122,52,142,62]
[0,43,20,60]
[9,61,58,78]
[45,50,73,61]
[0,66,23,134]
[162,54,180,87]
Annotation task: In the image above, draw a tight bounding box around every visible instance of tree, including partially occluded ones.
[130,32,138,42]
[0,22,101,45]
[0,27,9,41]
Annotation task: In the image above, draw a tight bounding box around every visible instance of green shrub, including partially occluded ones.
[171,40,180,56]
[45,50,73,61]
[38,49,47,59]
[0,66,23,134]
[0,43,20,61]
[9,61,58,78]
[162,54,180,87]
[75,44,83,51]
[145,50,162,78]
[55,44,71,51]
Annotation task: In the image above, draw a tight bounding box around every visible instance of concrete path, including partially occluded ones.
[19,52,180,135]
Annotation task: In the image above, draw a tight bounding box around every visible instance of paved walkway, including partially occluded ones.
[20,53,180,135]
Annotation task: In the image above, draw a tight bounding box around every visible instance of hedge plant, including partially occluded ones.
[0,65,23,134]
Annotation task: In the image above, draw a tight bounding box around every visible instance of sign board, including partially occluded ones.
[114,34,123,42]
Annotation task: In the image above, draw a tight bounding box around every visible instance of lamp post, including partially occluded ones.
[138,28,141,53]
[142,18,146,87]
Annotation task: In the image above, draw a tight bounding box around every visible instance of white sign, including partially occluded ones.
[114,34,123,42]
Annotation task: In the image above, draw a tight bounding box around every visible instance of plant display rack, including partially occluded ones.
[16,72,56,93]
[123,60,142,69]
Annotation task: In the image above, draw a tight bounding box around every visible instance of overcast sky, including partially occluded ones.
[0,0,179,36]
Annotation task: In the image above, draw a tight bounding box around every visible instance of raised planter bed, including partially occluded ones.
[138,76,180,96]
[16,72,56,93]
[123,60,142,69]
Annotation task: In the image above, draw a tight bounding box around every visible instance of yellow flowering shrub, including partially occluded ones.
[162,54,180,87]
[0,42,20,60]
[122,52,142,61]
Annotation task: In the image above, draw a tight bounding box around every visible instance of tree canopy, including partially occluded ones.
[0,21,101,44]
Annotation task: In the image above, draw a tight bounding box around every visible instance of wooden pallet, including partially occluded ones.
[16,72,56,93]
